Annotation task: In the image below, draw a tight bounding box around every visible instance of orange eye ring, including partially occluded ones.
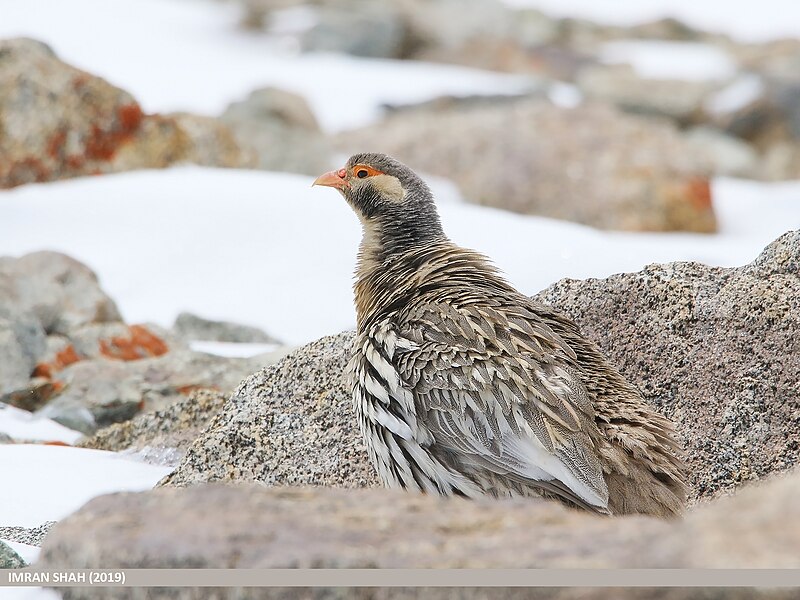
[352,164,383,179]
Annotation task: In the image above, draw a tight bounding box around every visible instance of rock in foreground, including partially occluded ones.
[38,470,800,581]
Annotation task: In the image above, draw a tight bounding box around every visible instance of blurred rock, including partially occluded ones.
[172,312,279,344]
[0,251,121,336]
[38,348,275,435]
[684,126,759,177]
[159,333,378,488]
[0,540,26,568]
[80,389,228,456]
[220,87,331,174]
[38,469,800,585]
[0,305,46,396]
[535,230,800,501]
[340,98,717,232]
[302,4,407,58]
[576,64,717,123]
[0,37,252,189]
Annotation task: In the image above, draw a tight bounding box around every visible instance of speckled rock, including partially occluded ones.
[534,230,800,501]
[339,98,716,232]
[0,38,252,189]
[159,333,377,488]
[80,389,228,458]
[0,540,26,568]
[0,521,57,547]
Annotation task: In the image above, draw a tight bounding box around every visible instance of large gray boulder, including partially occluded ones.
[339,98,717,233]
[534,230,800,500]
[0,540,26,569]
[161,232,800,502]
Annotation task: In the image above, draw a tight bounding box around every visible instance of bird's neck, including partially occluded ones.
[353,231,508,331]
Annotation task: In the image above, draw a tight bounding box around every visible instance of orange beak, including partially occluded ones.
[312,168,349,190]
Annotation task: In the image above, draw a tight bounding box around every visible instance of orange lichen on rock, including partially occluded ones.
[99,325,169,361]
[686,177,713,210]
[84,103,144,162]
[32,345,82,379]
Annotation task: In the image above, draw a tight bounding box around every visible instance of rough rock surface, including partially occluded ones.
[0,38,251,189]
[172,312,279,344]
[159,333,377,488]
[163,233,799,503]
[80,389,228,456]
[220,87,331,175]
[38,469,800,577]
[534,230,800,500]
[0,540,26,568]
[339,98,716,232]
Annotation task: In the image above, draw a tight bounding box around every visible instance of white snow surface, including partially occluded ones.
[599,41,736,81]
[0,405,83,444]
[0,445,172,528]
[501,0,800,42]
[1,168,798,346]
[189,340,281,358]
[0,0,532,133]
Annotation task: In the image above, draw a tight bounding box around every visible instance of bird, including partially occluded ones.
[313,152,688,517]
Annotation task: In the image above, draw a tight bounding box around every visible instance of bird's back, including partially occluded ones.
[350,239,687,517]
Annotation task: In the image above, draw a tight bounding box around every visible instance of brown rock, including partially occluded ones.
[339,98,716,232]
[0,38,252,189]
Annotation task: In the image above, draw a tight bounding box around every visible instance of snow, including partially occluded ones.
[705,75,765,115]
[189,340,281,358]
[0,0,532,133]
[0,590,59,600]
[1,168,798,346]
[599,41,736,81]
[0,405,83,445]
[0,445,172,527]
[500,0,800,42]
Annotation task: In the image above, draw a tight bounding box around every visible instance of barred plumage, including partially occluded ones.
[314,153,688,517]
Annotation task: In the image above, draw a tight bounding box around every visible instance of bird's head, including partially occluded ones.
[313,153,445,254]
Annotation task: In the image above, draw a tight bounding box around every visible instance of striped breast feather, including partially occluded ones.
[394,300,610,512]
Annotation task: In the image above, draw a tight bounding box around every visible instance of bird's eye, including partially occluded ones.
[356,169,369,179]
